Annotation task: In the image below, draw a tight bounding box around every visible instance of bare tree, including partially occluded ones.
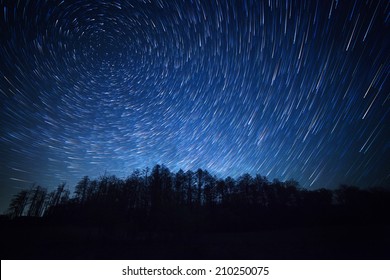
[7,189,30,218]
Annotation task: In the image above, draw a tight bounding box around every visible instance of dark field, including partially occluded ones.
[1,217,389,259]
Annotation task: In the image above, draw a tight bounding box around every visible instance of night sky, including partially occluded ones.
[0,0,389,212]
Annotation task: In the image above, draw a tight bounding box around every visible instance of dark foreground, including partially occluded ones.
[1,218,389,259]
[4,171,390,259]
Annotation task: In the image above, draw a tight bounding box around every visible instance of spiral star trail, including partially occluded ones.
[0,0,389,211]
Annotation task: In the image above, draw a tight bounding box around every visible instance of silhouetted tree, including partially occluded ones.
[263,181,277,208]
[150,164,162,210]
[160,165,173,208]
[75,176,90,204]
[203,170,216,208]
[224,176,238,206]
[253,174,269,207]
[7,189,29,218]
[185,170,195,207]
[124,171,142,210]
[174,169,186,206]
[48,183,66,208]
[216,179,226,205]
[284,179,300,207]
[196,168,204,207]
[238,173,253,205]
[27,186,47,217]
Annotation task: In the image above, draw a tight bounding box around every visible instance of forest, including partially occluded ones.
[2,164,390,259]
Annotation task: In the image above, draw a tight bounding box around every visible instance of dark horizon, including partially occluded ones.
[2,163,390,259]
[2,162,389,215]
[4,163,390,216]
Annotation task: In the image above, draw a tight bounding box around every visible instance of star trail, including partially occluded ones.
[0,0,389,211]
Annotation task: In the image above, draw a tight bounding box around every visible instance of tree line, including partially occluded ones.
[6,164,390,231]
